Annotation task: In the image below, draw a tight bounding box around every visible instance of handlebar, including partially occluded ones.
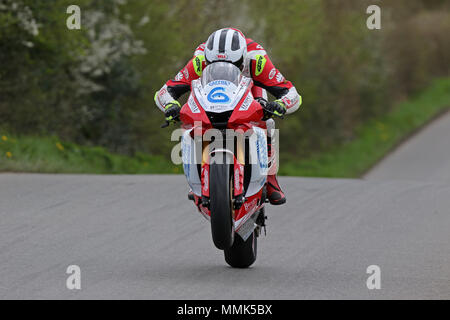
[263,108,284,120]
[160,115,180,128]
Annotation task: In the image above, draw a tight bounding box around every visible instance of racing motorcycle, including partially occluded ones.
[163,62,279,268]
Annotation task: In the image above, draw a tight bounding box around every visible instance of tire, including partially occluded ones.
[224,231,257,268]
[209,160,234,250]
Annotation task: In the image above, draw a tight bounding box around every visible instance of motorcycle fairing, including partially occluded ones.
[181,129,202,195]
[180,64,269,241]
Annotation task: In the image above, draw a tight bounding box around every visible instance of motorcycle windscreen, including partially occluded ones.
[201,62,241,87]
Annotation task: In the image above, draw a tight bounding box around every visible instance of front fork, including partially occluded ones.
[198,130,269,237]
[200,137,245,210]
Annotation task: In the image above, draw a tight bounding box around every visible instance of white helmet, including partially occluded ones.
[204,28,247,68]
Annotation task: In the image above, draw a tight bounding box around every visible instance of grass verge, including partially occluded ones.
[279,77,450,177]
[0,135,181,174]
[1,77,449,177]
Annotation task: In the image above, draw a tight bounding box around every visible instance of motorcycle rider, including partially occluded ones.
[154,28,302,205]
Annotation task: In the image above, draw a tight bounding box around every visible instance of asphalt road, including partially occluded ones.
[0,114,450,299]
[365,111,450,181]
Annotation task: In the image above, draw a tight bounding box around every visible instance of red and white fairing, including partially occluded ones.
[180,63,268,240]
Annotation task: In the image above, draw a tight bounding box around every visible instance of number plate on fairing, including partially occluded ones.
[192,77,252,114]
[201,80,237,112]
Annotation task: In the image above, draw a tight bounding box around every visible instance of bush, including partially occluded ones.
[1,0,449,162]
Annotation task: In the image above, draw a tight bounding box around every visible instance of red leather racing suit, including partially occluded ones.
[154,39,302,114]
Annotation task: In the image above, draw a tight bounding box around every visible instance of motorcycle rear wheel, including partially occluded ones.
[224,230,257,268]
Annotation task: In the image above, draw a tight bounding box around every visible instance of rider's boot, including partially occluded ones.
[265,118,286,205]
[267,174,286,205]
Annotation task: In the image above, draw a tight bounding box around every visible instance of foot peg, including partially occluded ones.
[256,211,268,236]
[234,194,245,210]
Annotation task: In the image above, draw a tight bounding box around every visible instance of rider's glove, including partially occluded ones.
[264,99,286,117]
[255,97,268,107]
[164,101,181,123]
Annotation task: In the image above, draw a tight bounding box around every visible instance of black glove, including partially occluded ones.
[264,99,286,117]
[164,101,181,123]
[255,97,268,107]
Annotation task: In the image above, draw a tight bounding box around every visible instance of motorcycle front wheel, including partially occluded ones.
[209,161,234,250]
